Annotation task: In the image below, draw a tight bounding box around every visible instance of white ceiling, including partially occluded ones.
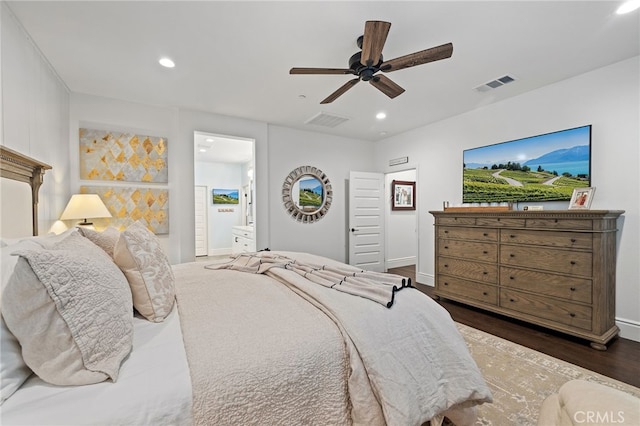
[6,1,639,157]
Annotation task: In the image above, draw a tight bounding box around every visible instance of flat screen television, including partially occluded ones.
[463,125,591,203]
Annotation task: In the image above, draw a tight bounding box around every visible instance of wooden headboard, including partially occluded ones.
[0,145,52,236]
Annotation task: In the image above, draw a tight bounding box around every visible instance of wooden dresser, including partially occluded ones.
[430,210,624,349]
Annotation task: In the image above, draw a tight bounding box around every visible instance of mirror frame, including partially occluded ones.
[282,165,332,224]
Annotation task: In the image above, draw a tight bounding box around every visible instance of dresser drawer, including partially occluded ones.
[438,239,497,262]
[500,245,592,277]
[475,217,525,228]
[500,230,592,250]
[526,218,592,230]
[437,275,497,306]
[439,227,498,242]
[437,216,476,226]
[438,257,498,283]
[500,267,592,304]
[500,289,592,330]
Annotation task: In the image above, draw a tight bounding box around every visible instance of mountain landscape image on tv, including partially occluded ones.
[463,125,591,203]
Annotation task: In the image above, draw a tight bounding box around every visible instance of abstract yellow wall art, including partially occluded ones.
[79,128,168,183]
[81,186,169,234]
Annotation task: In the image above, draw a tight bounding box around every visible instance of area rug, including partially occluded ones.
[456,323,640,425]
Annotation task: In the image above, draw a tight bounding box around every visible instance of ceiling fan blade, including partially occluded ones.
[320,78,360,104]
[369,74,405,99]
[360,21,391,67]
[290,67,353,75]
[380,42,453,72]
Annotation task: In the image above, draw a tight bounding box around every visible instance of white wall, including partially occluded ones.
[195,161,243,254]
[1,3,70,234]
[267,125,375,262]
[68,97,377,264]
[374,57,640,341]
[385,169,417,268]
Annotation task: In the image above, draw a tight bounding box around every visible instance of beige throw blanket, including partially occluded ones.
[176,251,492,425]
[206,252,411,307]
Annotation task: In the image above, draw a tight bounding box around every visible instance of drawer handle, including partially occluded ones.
[234,237,239,242]
[510,276,515,280]
[570,238,576,243]
[483,251,488,254]
[509,298,515,302]
[483,233,488,237]
[570,261,576,265]
[570,287,576,291]
[554,219,559,223]
[510,234,516,238]
[444,282,449,286]
[483,271,488,275]
[569,313,576,318]
[444,264,449,268]
[482,292,488,296]
[444,230,449,233]
[510,254,515,258]
[444,246,449,249]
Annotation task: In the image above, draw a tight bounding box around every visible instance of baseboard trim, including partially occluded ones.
[616,317,640,342]
[386,256,416,269]
[416,272,434,286]
[208,248,231,256]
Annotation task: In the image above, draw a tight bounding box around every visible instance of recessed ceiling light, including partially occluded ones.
[199,148,207,153]
[617,0,640,14]
[205,138,214,142]
[376,112,387,120]
[159,57,175,68]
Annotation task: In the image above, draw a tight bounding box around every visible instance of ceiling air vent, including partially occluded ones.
[474,75,517,92]
[305,112,350,128]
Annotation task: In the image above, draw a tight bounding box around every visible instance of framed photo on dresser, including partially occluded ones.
[568,187,595,210]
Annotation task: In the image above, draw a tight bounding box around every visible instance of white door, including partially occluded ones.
[194,186,208,257]
[348,171,385,272]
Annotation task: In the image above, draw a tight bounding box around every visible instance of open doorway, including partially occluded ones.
[384,168,417,269]
[194,131,255,257]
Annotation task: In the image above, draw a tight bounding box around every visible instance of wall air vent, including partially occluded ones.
[474,75,517,92]
[305,112,350,128]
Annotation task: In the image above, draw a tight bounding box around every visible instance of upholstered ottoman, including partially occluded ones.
[537,380,640,425]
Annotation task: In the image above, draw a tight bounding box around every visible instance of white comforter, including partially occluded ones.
[175,252,492,426]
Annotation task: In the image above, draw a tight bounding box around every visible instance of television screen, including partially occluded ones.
[463,125,591,203]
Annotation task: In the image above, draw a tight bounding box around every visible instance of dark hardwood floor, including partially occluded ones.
[389,265,640,388]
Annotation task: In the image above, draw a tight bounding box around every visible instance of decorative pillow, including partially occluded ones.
[77,226,120,259]
[1,232,133,386]
[0,239,42,404]
[114,221,175,322]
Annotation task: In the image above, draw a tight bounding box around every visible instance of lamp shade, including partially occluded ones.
[60,194,112,224]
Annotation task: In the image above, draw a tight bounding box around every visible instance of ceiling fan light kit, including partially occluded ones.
[290,20,453,103]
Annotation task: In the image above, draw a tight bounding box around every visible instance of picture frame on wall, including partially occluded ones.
[568,187,595,210]
[392,180,416,211]
[212,188,239,205]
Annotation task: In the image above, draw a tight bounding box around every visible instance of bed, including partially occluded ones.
[0,146,492,426]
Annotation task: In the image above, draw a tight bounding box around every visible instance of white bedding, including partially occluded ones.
[2,252,491,426]
[0,308,192,426]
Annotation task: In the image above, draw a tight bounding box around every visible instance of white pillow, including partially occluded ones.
[2,232,133,386]
[77,226,120,259]
[0,239,42,404]
[114,221,175,322]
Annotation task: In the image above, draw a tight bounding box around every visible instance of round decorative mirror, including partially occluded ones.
[282,166,332,224]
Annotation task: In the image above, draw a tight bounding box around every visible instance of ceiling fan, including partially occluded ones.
[290,21,453,104]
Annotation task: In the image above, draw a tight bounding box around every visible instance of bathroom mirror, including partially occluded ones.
[282,166,332,224]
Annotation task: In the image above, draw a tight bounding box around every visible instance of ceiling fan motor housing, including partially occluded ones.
[348,51,383,81]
